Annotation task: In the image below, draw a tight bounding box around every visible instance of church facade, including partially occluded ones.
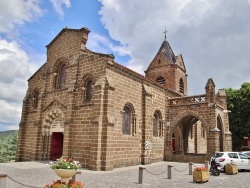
[16,27,232,170]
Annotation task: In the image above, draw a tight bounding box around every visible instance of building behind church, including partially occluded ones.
[16,27,232,171]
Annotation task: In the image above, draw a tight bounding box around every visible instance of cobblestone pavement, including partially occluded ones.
[0,161,249,188]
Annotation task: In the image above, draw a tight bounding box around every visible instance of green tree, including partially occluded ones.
[226,82,250,150]
[0,131,18,162]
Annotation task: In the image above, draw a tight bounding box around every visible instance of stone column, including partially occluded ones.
[89,76,106,170]
[100,76,115,170]
[141,84,152,165]
[62,124,71,157]
[210,130,220,153]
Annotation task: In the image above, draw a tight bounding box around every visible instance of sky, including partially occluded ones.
[0,0,250,131]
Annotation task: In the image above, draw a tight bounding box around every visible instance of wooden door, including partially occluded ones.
[50,132,63,160]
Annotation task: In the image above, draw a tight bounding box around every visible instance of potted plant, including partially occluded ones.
[49,157,81,184]
[44,179,84,188]
[193,166,209,183]
[225,161,238,175]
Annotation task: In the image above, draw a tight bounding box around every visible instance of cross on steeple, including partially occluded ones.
[163,26,167,41]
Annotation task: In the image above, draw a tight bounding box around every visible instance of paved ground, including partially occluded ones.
[0,161,249,188]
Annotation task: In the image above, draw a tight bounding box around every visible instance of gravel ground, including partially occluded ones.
[0,161,249,188]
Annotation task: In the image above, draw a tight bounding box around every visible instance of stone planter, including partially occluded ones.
[225,165,238,175]
[54,169,77,184]
[193,170,209,183]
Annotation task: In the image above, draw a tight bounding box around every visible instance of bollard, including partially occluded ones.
[167,165,173,179]
[72,171,81,180]
[189,162,193,175]
[0,172,7,188]
[138,167,146,184]
[205,161,209,170]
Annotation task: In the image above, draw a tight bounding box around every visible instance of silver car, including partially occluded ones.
[211,152,250,171]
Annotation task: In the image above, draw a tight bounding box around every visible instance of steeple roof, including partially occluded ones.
[158,40,176,64]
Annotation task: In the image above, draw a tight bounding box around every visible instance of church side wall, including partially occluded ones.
[105,68,142,168]
[148,84,167,162]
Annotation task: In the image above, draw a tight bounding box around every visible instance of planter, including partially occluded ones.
[225,165,238,175]
[193,170,209,183]
[54,169,77,184]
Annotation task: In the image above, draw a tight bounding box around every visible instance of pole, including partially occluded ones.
[0,172,7,188]
[189,162,193,175]
[168,165,173,179]
[138,167,146,184]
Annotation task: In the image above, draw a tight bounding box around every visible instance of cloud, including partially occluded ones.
[0,0,44,33]
[0,100,21,131]
[0,38,32,131]
[87,32,130,57]
[98,0,250,94]
[49,0,71,19]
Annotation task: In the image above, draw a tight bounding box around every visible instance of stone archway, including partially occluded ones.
[166,110,208,162]
[41,108,65,160]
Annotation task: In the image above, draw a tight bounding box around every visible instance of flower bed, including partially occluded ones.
[44,180,84,188]
[49,157,81,170]
[193,167,209,183]
[225,163,238,175]
[48,157,82,184]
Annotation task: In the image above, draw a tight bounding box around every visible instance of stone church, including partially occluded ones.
[16,27,232,171]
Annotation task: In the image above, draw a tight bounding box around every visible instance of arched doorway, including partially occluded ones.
[172,117,207,155]
[51,132,64,160]
[168,111,208,162]
[42,108,65,160]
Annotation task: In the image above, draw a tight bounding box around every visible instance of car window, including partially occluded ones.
[228,153,239,158]
[215,153,224,157]
[239,153,249,159]
[244,152,250,156]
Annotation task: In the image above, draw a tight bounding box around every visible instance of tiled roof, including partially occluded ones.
[159,40,176,64]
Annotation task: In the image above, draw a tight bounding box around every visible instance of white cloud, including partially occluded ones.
[0,100,21,130]
[99,0,250,94]
[0,38,32,131]
[0,0,44,33]
[49,0,71,19]
[87,32,130,57]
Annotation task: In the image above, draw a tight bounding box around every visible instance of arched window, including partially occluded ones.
[82,74,95,103]
[122,106,131,135]
[156,77,165,86]
[179,78,184,94]
[153,111,163,137]
[86,80,92,102]
[33,91,39,109]
[153,113,159,137]
[122,103,136,136]
[58,64,67,89]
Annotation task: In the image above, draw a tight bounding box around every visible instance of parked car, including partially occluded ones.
[241,151,250,157]
[210,152,250,171]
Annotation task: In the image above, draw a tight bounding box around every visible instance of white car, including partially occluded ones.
[241,151,250,157]
[211,152,250,171]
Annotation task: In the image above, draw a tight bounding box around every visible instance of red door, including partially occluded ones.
[51,132,63,160]
[172,138,175,154]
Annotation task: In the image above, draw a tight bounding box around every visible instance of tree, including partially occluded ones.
[226,82,250,150]
[0,131,18,162]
